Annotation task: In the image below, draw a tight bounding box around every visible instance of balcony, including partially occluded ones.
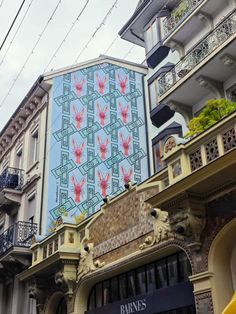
[157,11,236,118]
[0,221,37,274]
[162,0,205,39]
[137,110,236,209]
[0,167,24,214]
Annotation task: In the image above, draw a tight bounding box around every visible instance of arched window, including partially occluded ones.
[56,297,67,314]
[87,251,194,312]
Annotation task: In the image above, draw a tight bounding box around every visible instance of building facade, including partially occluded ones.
[0,0,236,313]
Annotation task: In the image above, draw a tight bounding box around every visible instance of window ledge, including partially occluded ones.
[26,160,40,174]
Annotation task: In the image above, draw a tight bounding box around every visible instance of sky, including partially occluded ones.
[0,0,145,130]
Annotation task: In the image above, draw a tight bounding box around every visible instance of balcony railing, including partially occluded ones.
[158,11,236,97]
[0,167,24,191]
[0,221,37,256]
[162,0,204,38]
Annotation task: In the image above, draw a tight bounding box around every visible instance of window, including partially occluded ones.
[15,146,23,169]
[149,79,159,110]
[153,141,166,173]
[31,129,39,165]
[145,19,158,53]
[227,84,236,102]
[88,252,192,311]
[26,191,36,222]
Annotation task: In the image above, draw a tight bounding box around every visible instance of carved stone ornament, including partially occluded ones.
[28,280,47,313]
[77,243,105,283]
[54,265,77,298]
[164,136,177,154]
[140,209,171,250]
[169,208,206,249]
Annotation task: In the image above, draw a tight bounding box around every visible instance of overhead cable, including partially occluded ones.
[0,0,63,108]
[43,0,90,73]
[74,0,119,63]
[0,0,36,68]
[0,0,27,51]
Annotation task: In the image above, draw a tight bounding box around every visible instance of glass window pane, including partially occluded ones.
[136,267,146,295]
[156,259,168,289]
[146,263,156,292]
[89,289,95,310]
[119,274,127,300]
[149,81,157,110]
[95,283,103,308]
[167,255,179,286]
[110,277,119,302]
[145,27,153,52]
[152,20,158,47]
[127,271,136,297]
[103,280,110,306]
[178,252,191,282]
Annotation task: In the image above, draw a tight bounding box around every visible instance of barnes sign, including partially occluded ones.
[120,299,147,314]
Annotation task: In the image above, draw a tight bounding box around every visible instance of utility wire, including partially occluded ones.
[0,0,4,10]
[104,35,119,55]
[0,0,27,51]
[0,0,36,68]
[74,0,119,63]
[43,0,90,73]
[122,44,136,59]
[0,0,63,108]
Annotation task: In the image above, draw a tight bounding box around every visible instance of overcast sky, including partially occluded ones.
[0,0,144,129]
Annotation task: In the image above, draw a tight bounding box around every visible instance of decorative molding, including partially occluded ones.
[169,40,185,58]
[196,75,224,99]
[167,100,192,123]
[77,243,105,283]
[220,53,236,68]
[140,209,171,250]
[197,11,213,29]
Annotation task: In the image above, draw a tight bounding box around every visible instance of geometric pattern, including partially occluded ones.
[46,62,149,232]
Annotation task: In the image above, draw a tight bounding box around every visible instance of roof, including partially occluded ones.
[43,54,148,81]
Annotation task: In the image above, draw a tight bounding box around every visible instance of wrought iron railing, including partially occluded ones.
[0,167,24,191]
[158,11,236,97]
[0,221,37,256]
[162,0,204,38]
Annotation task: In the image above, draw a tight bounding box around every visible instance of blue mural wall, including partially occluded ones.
[46,62,149,232]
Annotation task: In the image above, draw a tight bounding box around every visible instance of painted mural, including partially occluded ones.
[46,62,149,232]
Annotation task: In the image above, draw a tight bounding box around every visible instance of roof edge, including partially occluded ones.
[43,55,147,81]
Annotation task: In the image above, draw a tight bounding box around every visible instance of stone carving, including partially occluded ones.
[77,243,105,282]
[164,136,176,153]
[169,209,206,248]
[140,209,171,250]
[28,280,47,313]
[54,266,77,298]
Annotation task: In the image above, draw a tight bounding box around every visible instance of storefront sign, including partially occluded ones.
[120,299,147,314]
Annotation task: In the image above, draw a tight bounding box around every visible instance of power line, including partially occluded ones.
[0,0,27,51]
[0,0,63,109]
[0,0,4,10]
[0,0,36,68]
[122,44,136,59]
[104,35,119,55]
[74,0,119,63]
[43,0,90,73]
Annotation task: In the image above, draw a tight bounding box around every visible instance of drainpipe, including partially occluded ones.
[37,81,49,235]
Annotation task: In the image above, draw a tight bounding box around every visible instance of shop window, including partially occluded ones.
[136,267,146,295]
[96,283,103,308]
[103,280,110,306]
[167,255,179,286]
[87,252,193,312]
[146,263,156,292]
[110,277,119,303]
[178,252,192,282]
[119,274,127,299]
[127,271,136,297]
[156,259,168,289]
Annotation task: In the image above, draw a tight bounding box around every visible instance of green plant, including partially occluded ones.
[172,1,188,21]
[185,98,236,138]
